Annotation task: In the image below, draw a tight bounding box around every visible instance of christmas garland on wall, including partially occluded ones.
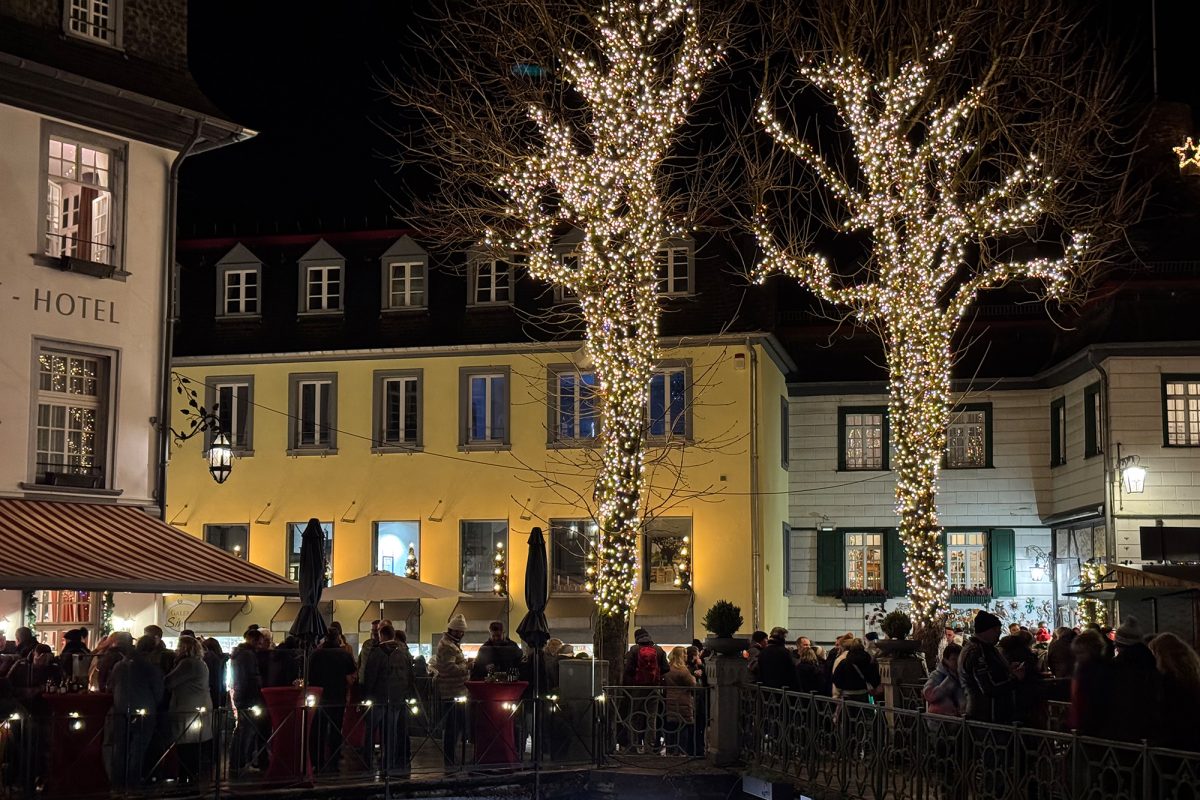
[100,591,114,637]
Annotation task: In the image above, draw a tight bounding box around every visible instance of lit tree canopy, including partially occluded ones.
[752,1,1144,629]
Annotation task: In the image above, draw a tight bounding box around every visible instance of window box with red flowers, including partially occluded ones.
[838,587,889,606]
[949,586,993,603]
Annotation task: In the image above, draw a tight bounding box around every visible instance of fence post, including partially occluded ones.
[704,653,745,767]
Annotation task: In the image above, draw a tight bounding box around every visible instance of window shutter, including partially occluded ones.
[816,529,843,597]
[885,529,907,597]
[989,529,1016,597]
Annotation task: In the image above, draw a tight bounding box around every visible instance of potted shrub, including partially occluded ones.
[876,609,921,657]
[702,599,747,656]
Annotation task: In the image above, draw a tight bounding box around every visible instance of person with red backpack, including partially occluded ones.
[622,629,670,753]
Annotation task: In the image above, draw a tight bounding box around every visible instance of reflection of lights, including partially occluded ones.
[250,705,263,718]
[8,713,20,722]
[594,695,606,703]
[68,711,80,719]
[455,696,468,704]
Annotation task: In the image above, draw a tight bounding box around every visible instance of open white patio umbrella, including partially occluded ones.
[320,570,464,620]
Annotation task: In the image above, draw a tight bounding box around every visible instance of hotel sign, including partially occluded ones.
[32,288,119,323]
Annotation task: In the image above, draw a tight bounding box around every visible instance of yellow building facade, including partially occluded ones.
[167,334,791,655]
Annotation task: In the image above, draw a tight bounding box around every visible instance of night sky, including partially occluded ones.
[181,2,1200,239]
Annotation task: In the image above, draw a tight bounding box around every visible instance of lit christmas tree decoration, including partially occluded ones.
[755,33,1089,629]
[486,0,722,620]
[405,544,418,579]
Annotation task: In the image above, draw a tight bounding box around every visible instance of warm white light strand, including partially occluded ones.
[487,0,721,619]
[755,33,1088,628]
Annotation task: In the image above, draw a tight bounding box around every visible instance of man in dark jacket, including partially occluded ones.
[1103,616,1161,743]
[746,630,768,679]
[308,630,357,774]
[470,621,523,680]
[231,629,268,772]
[960,611,1021,724]
[757,627,801,690]
[362,623,415,774]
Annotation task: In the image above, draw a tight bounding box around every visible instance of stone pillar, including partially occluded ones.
[705,654,745,767]
[878,653,927,710]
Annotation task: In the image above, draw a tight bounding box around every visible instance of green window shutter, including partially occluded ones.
[989,528,1016,597]
[885,529,907,597]
[816,529,844,597]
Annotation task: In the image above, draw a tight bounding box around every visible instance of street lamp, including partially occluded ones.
[1026,545,1049,582]
[1119,456,1146,495]
[208,432,233,485]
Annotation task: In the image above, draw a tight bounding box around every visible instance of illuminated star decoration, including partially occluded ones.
[486,0,722,620]
[753,33,1088,629]
[1174,137,1200,172]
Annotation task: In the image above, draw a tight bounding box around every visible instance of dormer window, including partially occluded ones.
[297,239,345,315]
[64,0,121,47]
[380,236,428,310]
[214,243,262,318]
[470,259,513,305]
[656,242,693,296]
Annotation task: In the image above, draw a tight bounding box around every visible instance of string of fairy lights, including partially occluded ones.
[486,0,721,619]
[754,34,1088,628]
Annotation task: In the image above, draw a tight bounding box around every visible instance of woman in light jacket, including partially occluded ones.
[164,635,212,784]
[663,647,698,756]
[923,643,965,716]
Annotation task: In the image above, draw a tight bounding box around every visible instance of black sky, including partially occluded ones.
[181,1,1200,238]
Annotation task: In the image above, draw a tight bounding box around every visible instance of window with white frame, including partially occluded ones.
[550,519,597,593]
[65,0,118,45]
[473,260,511,304]
[656,247,690,295]
[1164,378,1200,446]
[840,408,887,470]
[34,346,109,486]
[647,366,687,438]
[554,371,598,442]
[375,521,420,575]
[555,251,580,301]
[44,132,118,265]
[378,374,420,447]
[947,408,988,468]
[222,269,259,315]
[466,372,508,444]
[947,532,988,590]
[290,375,336,450]
[845,532,883,591]
[304,265,342,312]
[387,261,426,308]
[212,381,252,451]
[287,521,333,584]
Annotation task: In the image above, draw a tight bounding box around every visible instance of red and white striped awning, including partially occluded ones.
[0,498,296,596]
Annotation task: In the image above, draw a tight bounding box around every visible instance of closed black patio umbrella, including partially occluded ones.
[516,526,551,778]
[289,518,328,647]
[516,526,550,651]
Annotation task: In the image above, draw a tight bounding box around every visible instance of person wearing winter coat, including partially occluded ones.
[960,611,1020,724]
[662,647,699,755]
[622,628,670,685]
[795,646,826,694]
[469,621,523,680]
[1148,632,1200,751]
[831,640,880,702]
[1101,616,1161,743]
[756,627,801,691]
[999,631,1045,727]
[105,636,165,790]
[307,630,357,775]
[745,630,768,679]
[1045,628,1076,679]
[362,623,415,774]
[164,636,212,784]
[923,643,965,716]
[431,614,470,768]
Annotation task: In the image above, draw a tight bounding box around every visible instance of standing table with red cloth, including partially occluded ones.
[261,686,322,783]
[465,681,527,764]
[40,691,112,797]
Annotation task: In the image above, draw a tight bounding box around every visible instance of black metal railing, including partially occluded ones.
[740,685,1200,800]
[0,683,708,798]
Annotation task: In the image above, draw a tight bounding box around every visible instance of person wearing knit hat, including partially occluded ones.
[1113,616,1145,648]
[959,609,1020,724]
[432,613,470,768]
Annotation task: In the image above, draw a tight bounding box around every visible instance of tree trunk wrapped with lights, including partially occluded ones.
[752,2,1142,630]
